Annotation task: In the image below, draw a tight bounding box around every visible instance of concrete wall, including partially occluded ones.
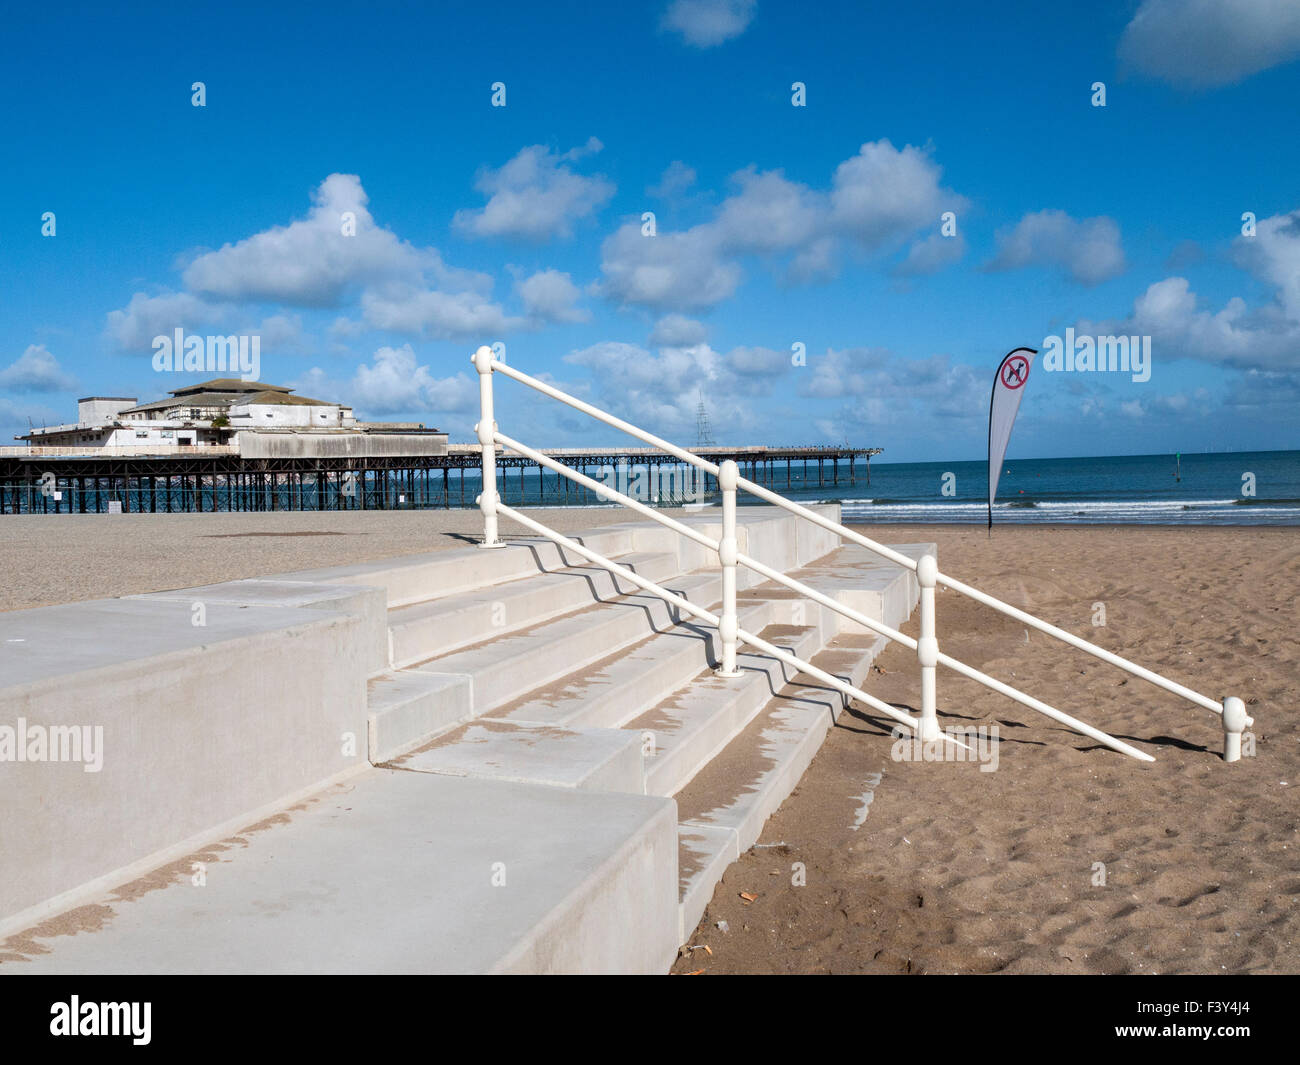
[0,595,373,934]
[78,398,137,425]
[231,402,350,428]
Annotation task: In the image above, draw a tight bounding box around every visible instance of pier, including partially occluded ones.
[0,444,882,514]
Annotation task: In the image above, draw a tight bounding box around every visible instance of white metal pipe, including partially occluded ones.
[737,552,917,650]
[495,501,924,734]
[489,358,721,476]
[917,554,941,742]
[716,460,742,677]
[483,350,1240,760]
[492,431,718,553]
[1221,696,1251,763]
[743,544,1149,760]
[471,346,505,549]
[936,570,1223,716]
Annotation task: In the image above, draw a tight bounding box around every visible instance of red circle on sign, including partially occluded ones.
[1001,355,1030,390]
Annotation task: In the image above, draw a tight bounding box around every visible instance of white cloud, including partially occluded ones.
[1119,0,1300,87]
[801,347,983,422]
[1234,208,1300,322]
[648,160,698,200]
[182,173,425,306]
[516,269,590,323]
[257,314,303,351]
[712,167,824,254]
[598,140,965,312]
[650,314,708,346]
[1125,276,1295,370]
[361,283,523,339]
[108,174,511,348]
[453,139,615,242]
[661,0,756,47]
[1080,209,1300,376]
[301,345,478,422]
[563,338,785,437]
[599,222,741,311]
[104,291,220,351]
[0,345,78,393]
[893,231,967,277]
[830,141,964,251]
[987,209,1126,286]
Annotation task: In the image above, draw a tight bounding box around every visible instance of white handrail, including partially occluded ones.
[495,501,926,735]
[471,347,1252,763]
[502,427,1151,761]
[490,355,919,571]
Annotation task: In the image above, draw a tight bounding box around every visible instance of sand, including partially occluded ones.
[673,524,1299,974]
[4,512,1295,973]
[0,508,680,612]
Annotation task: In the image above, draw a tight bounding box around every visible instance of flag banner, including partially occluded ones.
[987,347,1037,529]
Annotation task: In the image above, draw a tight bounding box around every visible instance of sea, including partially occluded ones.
[11,449,1299,526]
[461,448,1300,526]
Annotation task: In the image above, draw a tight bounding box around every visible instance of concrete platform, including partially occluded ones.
[1,770,679,975]
[394,719,646,793]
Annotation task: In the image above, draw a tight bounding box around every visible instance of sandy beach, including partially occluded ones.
[0,508,686,613]
[3,513,1295,973]
[674,523,1299,974]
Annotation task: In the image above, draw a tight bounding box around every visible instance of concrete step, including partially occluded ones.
[673,633,888,940]
[487,600,774,731]
[412,570,725,715]
[1,769,679,975]
[391,719,646,793]
[280,528,649,609]
[387,550,681,668]
[384,623,820,798]
[631,623,826,799]
[367,670,474,764]
[740,541,932,638]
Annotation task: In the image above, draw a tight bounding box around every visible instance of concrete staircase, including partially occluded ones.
[0,507,930,974]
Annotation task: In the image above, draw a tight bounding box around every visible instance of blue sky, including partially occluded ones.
[2,0,1298,461]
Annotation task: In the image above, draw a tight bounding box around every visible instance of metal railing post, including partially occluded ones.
[472,346,506,549]
[716,459,742,678]
[917,553,941,741]
[1221,696,1251,763]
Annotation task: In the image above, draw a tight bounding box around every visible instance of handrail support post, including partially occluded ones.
[472,346,506,549]
[917,553,941,741]
[1221,696,1252,763]
[715,460,743,678]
